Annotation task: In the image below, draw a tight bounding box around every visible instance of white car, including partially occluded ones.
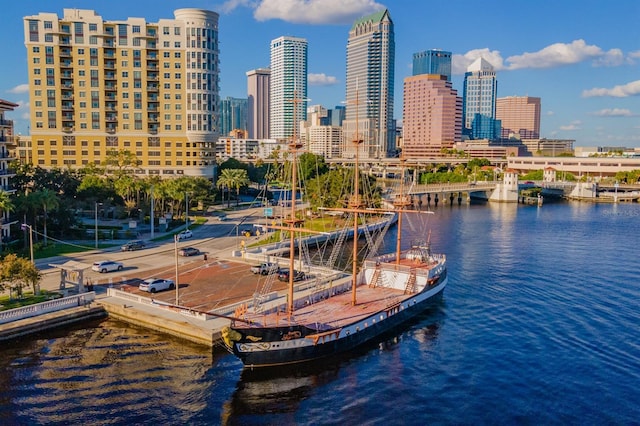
[92,260,124,273]
[139,278,175,293]
[177,229,193,240]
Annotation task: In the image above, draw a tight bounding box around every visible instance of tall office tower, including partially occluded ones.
[330,105,346,127]
[23,8,219,178]
[219,96,247,137]
[343,9,395,159]
[246,68,270,139]
[412,49,452,81]
[269,36,308,141]
[0,99,18,243]
[496,96,541,140]
[402,74,462,158]
[462,57,500,140]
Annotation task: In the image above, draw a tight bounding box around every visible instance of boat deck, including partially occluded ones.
[240,284,411,331]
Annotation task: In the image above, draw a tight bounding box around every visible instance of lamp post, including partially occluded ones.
[21,224,34,264]
[185,192,189,231]
[174,234,179,305]
[95,202,98,248]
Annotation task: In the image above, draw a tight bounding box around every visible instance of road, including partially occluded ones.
[33,206,272,294]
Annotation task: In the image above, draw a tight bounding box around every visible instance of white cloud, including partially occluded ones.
[591,108,635,117]
[452,48,505,74]
[452,40,631,75]
[582,80,640,98]
[559,121,581,131]
[308,73,338,85]
[506,39,602,70]
[593,48,626,67]
[7,84,29,94]
[251,0,385,24]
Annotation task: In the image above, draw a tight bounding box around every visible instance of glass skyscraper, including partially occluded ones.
[412,49,452,81]
[344,9,395,159]
[462,57,500,140]
[218,97,248,137]
[270,36,308,141]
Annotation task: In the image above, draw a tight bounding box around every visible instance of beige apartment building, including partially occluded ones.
[402,74,462,158]
[496,96,541,140]
[23,8,220,178]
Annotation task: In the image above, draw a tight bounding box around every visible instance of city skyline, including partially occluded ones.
[1,0,639,147]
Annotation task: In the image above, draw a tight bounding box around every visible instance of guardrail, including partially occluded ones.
[0,292,96,324]
[106,288,210,321]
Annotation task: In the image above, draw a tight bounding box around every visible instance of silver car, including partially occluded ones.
[92,260,124,273]
[139,278,175,293]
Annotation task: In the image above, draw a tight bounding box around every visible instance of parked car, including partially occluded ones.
[121,240,145,251]
[277,269,306,282]
[250,262,280,275]
[139,278,175,293]
[91,260,124,273]
[177,229,193,240]
[178,247,200,257]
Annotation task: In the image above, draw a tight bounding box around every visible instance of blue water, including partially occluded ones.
[1,201,639,425]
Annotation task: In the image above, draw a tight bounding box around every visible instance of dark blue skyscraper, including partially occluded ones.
[413,49,452,81]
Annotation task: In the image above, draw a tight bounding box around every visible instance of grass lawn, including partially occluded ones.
[0,290,62,311]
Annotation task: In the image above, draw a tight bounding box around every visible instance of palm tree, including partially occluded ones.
[217,169,249,207]
[34,189,59,245]
[0,190,14,252]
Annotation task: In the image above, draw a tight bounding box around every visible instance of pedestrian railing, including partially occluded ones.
[0,292,96,324]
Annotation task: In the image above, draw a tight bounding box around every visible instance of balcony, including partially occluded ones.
[104,61,116,69]
[62,127,74,133]
[147,84,159,92]
[106,115,118,122]
[105,84,117,91]
[60,61,73,69]
[104,72,116,80]
[61,103,74,111]
[59,49,72,57]
[148,127,158,135]
[106,127,117,134]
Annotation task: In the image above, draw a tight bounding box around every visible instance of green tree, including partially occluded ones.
[0,254,41,299]
[34,189,59,245]
[217,169,249,207]
[105,149,140,176]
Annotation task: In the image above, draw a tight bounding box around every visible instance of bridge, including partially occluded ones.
[387,180,640,204]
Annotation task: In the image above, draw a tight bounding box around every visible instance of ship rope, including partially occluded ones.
[253,271,279,313]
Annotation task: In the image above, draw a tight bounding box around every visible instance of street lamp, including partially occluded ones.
[185,192,190,231]
[95,202,103,249]
[21,223,34,264]
[174,234,180,305]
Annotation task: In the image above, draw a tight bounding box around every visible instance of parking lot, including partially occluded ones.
[105,257,290,312]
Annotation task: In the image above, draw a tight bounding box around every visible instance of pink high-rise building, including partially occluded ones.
[496,96,541,140]
[402,74,462,158]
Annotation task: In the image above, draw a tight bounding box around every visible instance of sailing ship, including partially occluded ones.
[221,92,448,368]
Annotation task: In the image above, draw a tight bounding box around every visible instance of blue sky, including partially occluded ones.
[2,0,639,147]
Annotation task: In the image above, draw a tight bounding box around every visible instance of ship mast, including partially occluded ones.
[350,85,364,306]
[285,90,304,315]
[394,154,411,264]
